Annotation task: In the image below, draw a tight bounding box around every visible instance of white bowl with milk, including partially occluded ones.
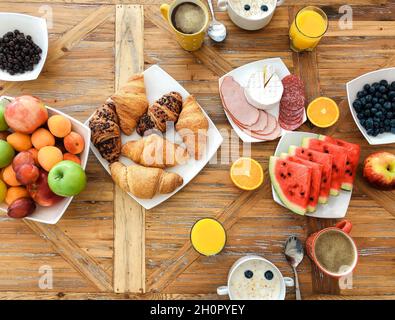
[218,0,284,31]
[217,255,294,300]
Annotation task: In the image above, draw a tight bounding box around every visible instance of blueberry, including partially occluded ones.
[371,108,377,114]
[380,80,388,87]
[357,90,365,98]
[364,84,371,91]
[365,95,373,102]
[372,129,379,136]
[353,100,361,110]
[372,82,380,88]
[364,109,371,117]
[387,112,393,119]
[391,81,395,89]
[380,128,385,134]
[366,118,373,128]
[385,126,391,132]
[367,129,373,135]
[360,97,367,106]
[360,119,366,126]
[374,103,382,110]
[244,270,253,279]
[372,97,379,104]
[376,111,383,118]
[392,127,395,134]
[369,86,376,94]
[357,112,364,119]
[379,85,387,93]
[244,4,251,10]
[261,5,268,11]
[264,270,274,280]
[384,101,392,110]
[391,119,395,127]
[375,92,382,98]
[389,91,395,100]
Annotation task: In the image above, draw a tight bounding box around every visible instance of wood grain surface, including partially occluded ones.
[0,0,394,300]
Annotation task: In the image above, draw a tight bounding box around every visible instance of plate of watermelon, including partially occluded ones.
[269,132,361,219]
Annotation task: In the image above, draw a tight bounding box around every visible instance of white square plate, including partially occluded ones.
[0,96,91,224]
[271,131,352,219]
[218,58,307,143]
[346,67,395,145]
[0,13,48,82]
[85,65,223,210]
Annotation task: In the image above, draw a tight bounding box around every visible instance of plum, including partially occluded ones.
[7,197,36,218]
[12,151,35,172]
[16,164,39,185]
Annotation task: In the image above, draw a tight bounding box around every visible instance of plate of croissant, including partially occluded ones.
[86,65,223,209]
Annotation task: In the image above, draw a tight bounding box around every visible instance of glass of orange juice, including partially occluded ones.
[289,6,328,52]
[190,218,226,256]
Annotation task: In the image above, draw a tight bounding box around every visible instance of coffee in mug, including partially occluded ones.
[171,2,206,34]
[315,230,355,274]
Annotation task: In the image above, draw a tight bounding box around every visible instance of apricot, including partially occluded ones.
[63,153,81,165]
[5,186,30,206]
[38,146,63,172]
[64,132,85,154]
[31,128,55,150]
[2,165,21,187]
[6,132,32,152]
[27,148,39,166]
[48,115,72,138]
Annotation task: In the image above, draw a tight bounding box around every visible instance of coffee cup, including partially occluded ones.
[306,220,358,278]
[160,0,209,51]
[217,255,294,300]
[217,0,284,31]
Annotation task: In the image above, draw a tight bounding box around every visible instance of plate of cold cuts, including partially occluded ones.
[219,58,307,143]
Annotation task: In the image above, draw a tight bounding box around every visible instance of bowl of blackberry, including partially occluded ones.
[0,13,48,82]
[347,67,395,145]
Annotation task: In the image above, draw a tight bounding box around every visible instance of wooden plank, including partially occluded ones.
[113,4,146,294]
[24,221,113,292]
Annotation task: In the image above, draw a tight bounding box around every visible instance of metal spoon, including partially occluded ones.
[207,0,227,42]
[284,236,304,300]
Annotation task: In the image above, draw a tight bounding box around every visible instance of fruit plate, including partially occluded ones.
[0,96,91,224]
[85,65,223,210]
[347,67,395,145]
[218,57,307,143]
[0,13,48,82]
[271,131,352,219]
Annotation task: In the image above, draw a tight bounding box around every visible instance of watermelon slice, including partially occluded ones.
[302,138,347,196]
[288,145,332,204]
[318,135,361,191]
[269,156,312,215]
[280,153,323,213]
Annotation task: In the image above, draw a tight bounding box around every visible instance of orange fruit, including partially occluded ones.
[28,148,39,166]
[2,165,21,187]
[63,153,81,165]
[5,186,30,205]
[31,128,55,150]
[6,132,32,152]
[307,97,339,128]
[38,146,63,172]
[48,115,72,138]
[230,157,264,191]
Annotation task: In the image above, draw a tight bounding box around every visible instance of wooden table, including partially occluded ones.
[0,0,395,300]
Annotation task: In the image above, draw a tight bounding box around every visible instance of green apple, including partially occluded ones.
[0,98,10,131]
[48,160,87,197]
[0,140,15,168]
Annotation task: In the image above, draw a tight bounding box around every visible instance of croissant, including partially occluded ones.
[176,95,209,160]
[111,73,149,135]
[89,102,122,163]
[136,92,183,136]
[110,161,183,199]
[122,134,189,168]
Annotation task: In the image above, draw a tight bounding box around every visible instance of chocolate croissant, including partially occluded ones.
[89,101,122,163]
[136,92,183,136]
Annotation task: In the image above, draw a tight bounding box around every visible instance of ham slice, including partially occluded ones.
[253,113,277,135]
[220,76,259,126]
[241,122,281,141]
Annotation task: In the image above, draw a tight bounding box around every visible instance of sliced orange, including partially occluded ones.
[230,157,264,191]
[307,97,339,128]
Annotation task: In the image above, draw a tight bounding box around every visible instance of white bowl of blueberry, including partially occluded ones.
[0,13,48,82]
[347,67,395,145]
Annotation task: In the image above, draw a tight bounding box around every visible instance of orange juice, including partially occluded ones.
[190,218,226,256]
[289,6,328,52]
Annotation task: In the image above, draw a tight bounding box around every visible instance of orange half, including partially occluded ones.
[307,97,339,128]
[230,157,264,191]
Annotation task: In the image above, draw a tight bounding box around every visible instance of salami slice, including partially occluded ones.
[220,76,260,126]
[279,117,303,131]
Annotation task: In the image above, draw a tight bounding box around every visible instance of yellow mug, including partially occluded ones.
[160,0,209,51]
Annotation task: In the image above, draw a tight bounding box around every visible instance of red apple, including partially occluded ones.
[27,170,64,206]
[363,152,395,190]
[5,96,48,134]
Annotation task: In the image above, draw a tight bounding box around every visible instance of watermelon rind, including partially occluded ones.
[269,156,306,216]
